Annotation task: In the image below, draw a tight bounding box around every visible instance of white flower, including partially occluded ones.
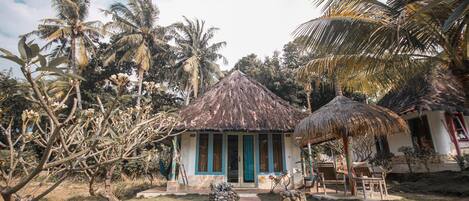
[22,110,39,122]
[143,81,166,93]
[51,102,67,109]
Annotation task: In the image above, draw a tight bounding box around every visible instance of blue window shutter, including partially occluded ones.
[195,133,224,175]
[268,134,274,173]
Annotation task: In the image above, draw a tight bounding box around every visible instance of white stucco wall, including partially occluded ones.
[394,111,453,155]
[378,111,467,173]
[178,132,302,189]
[387,132,413,156]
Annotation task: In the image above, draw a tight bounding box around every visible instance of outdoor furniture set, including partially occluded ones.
[304,162,388,200]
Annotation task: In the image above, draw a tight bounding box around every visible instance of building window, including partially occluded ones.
[258,134,284,173]
[375,136,390,155]
[258,134,269,172]
[407,116,434,151]
[447,113,468,141]
[196,133,224,174]
[272,135,284,172]
[212,134,223,172]
[197,134,209,172]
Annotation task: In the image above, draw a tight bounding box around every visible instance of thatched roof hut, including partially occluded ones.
[294,96,409,145]
[177,70,307,132]
[378,68,468,115]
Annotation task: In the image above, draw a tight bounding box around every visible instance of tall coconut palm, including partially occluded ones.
[171,17,227,105]
[28,0,104,109]
[294,0,468,105]
[102,0,167,106]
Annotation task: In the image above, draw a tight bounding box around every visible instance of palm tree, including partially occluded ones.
[102,0,167,106]
[171,17,227,105]
[294,0,468,105]
[29,0,104,109]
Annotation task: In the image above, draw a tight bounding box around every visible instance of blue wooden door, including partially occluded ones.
[243,135,255,183]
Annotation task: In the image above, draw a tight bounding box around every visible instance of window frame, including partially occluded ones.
[195,132,225,175]
[256,133,285,174]
[449,113,469,142]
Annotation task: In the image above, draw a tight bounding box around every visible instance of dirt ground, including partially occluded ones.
[35,182,465,201]
[387,170,469,197]
[3,171,469,201]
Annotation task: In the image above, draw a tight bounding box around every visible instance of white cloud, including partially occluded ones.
[0,0,320,77]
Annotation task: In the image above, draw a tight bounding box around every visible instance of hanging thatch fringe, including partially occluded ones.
[378,67,468,115]
[294,96,409,145]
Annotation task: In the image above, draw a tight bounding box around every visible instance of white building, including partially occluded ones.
[378,68,469,172]
[174,71,306,189]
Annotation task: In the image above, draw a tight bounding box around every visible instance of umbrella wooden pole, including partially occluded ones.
[343,135,355,195]
[307,143,314,182]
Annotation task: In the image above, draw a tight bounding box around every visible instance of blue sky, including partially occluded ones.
[0,0,320,77]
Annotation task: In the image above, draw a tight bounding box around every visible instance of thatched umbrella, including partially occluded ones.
[294,95,409,195]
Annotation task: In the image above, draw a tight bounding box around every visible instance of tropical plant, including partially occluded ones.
[102,0,168,106]
[171,16,227,104]
[0,38,178,201]
[294,0,469,104]
[28,0,104,109]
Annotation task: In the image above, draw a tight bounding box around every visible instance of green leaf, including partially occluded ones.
[0,48,14,56]
[37,66,85,80]
[49,56,68,68]
[30,44,40,58]
[65,72,85,81]
[38,55,47,67]
[0,55,25,66]
[18,37,31,60]
[443,0,469,32]
[37,66,67,77]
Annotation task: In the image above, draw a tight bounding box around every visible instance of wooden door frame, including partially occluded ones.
[225,133,257,188]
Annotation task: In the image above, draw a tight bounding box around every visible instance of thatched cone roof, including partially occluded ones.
[294,96,409,146]
[177,70,307,132]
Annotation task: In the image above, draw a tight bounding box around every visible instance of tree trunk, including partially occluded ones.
[333,74,343,96]
[306,90,312,113]
[199,68,204,95]
[70,34,83,110]
[101,165,119,201]
[136,69,144,107]
[184,83,191,106]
